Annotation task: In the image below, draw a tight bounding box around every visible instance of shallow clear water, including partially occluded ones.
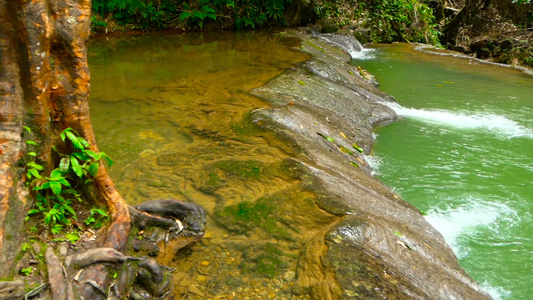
[354,44,533,300]
[89,32,321,298]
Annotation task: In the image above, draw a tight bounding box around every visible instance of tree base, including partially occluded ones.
[9,199,205,299]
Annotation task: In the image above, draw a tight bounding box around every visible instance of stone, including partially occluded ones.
[282,270,296,282]
[188,284,203,296]
[58,243,69,257]
[32,242,41,254]
[200,261,210,266]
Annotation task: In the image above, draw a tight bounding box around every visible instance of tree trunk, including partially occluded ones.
[1,2,206,298]
[0,0,130,277]
[442,0,491,45]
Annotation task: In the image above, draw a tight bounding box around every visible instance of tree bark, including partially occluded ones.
[442,0,491,45]
[0,0,130,276]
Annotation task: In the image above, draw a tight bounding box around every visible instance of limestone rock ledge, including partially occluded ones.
[250,30,492,300]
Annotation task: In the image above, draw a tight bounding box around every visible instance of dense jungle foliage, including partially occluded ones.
[91,0,291,30]
[90,0,442,40]
[91,0,533,66]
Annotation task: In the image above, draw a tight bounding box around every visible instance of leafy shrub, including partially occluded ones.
[313,0,441,44]
[92,0,176,30]
[25,127,112,233]
[91,0,292,30]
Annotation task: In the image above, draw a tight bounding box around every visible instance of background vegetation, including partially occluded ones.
[91,0,533,66]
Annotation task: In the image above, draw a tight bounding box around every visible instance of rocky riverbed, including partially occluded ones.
[244,30,493,299]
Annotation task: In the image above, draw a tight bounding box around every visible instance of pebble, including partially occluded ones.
[282,271,296,282]
[188,284,203,296]
[200,261,210,266]
[32,242,41,255]
[58,244,69,257]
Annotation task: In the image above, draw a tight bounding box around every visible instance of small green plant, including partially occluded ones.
[21,242,31,252]
[84,208,109,229]
[65,232,80,244]
[25,127,113,234]
[21,267,33,276]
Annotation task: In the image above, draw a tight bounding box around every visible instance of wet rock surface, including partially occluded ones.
[249,30,492,299]
[7,31,492,299]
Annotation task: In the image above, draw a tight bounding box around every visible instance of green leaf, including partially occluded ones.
[36,193,46,204]
[83,150,100,160]
[64,204,76,217]
[91,208,108,217]
[34,181,50,191]
[26,140,38,146]
[49,169,64,180]
[58,178,71,187]
[60,129,68,141]
[29,168,42,179]
[23,126,31,133]
[393,231,403,237]
[99,152,114,167]
[352,142,364,153]
[27,161,44,170]
[50,181,62,196]
[21,267,33,276]
[316,132,335,143]
[77,137,90,148]
[28,209,40,215]
[350,161,359,168]
[44,212,52,224]
[27,152,37,156]
[179,11,191,20]
[66,131,81,148]
[65,233,79,243]
[51,223,63,234]
[88,162,99,176]
[59,157,70,172]
[72,151,90,162]
[70,157,83,178]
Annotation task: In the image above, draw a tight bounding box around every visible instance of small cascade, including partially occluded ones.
[381,101,533,139]
[317,33,363,59]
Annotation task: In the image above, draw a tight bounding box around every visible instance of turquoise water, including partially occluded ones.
[354,44,533,299]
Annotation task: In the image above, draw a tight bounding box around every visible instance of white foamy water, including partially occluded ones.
[382,102,533,139]
[351,48,376,60]
[480,282,512,300]
[425,199,517,299]
[364,155,382,176]
[317,34,364,59]
[424,199,516,258]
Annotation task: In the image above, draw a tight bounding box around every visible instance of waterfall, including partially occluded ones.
[317,33,363,59]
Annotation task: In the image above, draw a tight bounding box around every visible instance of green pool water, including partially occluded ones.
[354,44,533,300]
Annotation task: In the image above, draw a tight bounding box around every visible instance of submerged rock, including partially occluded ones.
[251,30,491,299]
